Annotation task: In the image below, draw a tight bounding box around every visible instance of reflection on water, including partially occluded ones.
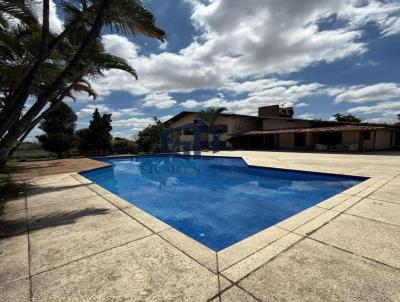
[81,155,364,251]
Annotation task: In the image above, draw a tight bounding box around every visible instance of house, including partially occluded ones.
[164,105,400,152]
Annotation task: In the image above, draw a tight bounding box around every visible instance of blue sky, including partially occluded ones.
[32,0,400,140]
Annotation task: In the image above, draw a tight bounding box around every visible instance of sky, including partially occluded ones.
[29,0,400,140]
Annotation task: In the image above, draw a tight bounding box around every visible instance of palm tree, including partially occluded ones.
[198,107,227,130]
[0,0,165,165]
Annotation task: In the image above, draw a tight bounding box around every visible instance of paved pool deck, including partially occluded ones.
[1,151,400,301]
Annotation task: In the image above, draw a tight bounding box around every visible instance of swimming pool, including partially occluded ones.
[81,155,365,251]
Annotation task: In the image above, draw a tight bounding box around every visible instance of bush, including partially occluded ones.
[112,137,139,154]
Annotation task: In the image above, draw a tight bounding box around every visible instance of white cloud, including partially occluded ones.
[142,93,177,109]
[296,113,315,120]
[33,0,64,33]
[348,102,400,119]
[296,102,309,108]
[221,79,298,94]
[116,108,144,116]
[77,104,145,119]
[334,83,400,103]
[180,82,323,115]
[77,104,112,116]
[159,40,169,50]
[102,35,139,60]
[86,0,400,102]
[113,117,155,129]
[181,99,201,109]
[339,0,400,37]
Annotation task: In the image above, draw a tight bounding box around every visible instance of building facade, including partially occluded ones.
[164,105,400,152]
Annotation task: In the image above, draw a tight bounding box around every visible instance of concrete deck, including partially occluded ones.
[14,158,110,180]
[1,151,400,301]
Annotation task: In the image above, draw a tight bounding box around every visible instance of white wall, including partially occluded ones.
[263,119,312,130]
[167,113,258,148]
[375,130,392,150]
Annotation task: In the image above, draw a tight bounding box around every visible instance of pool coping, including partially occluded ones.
[72,154,389,279]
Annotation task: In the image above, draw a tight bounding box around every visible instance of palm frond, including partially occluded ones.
[105,0,165,41]
[89,51,137,79]
[0,0,38,27]
[72,80,97,99]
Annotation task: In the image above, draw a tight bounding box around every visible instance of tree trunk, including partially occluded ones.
[0,0,110,166]
[0,78,80,166]
[0,3,91,138]
[0,0,50,138]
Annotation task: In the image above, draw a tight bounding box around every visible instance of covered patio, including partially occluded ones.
[233,125,399,152]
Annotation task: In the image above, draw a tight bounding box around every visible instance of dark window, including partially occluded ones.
[215,124,228,133]
[264,135,275,149]
[294,133,306,147]
[362,131,371,140]
[183,128,194,135]
[395,131,400,146]
[317,132,342,146]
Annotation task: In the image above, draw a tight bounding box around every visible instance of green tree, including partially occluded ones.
[136,118,165,153]
[112,137,139,154]
[0,0,165,166]
[78,109,113,153]
[37,102,77,158]
[333,113,362,123]
[198,107,227,130]
[76,128,91,152]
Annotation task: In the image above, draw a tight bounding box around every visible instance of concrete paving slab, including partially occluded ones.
[331,195,363,212]
[341,183,370,196]
[311,214,400,269]
[0,194,26,214]
[239,238,400,302]
[28,195,117,230]
[0,209,27,237]
[293,210,341,236]
[32,174,78,185]
[30,210,152,274]
[27,185,97,208]
[70,173,92,184]
[102,193,132,209]
[159,228,217,272]
[87,183,112,195]
[31,235,220,302]
[368,187,400,204]
[217,286,257,302]
[28,179,82,191]
[315,193,350,209]
[0,234,28,284]
[218,226,288,271]
[355,186,380,198]
[123,205,171,233]
[347,198,400,226]
[276,206,326,231]
[219,275,233,292]
[221,233,302,282]
[0,278,30,302]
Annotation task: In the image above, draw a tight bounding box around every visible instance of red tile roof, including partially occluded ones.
[240,125,396,136]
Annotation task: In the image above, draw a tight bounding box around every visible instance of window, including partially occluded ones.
[183,128,194,135]
[215,124,228,133]
[317,132,342,146]
[294,133,306,147]
[362,131,371,140]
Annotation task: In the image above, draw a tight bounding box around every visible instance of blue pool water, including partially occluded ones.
[81,155,365,251]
